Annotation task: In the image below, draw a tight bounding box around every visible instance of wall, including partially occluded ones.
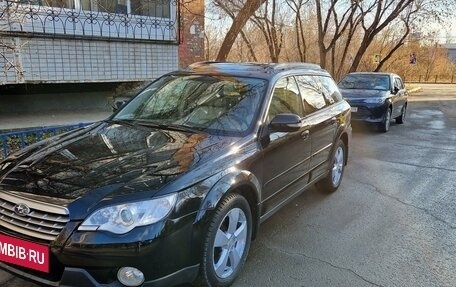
[0,82,123,113]
[0,37,178,84]
[178,0,205,68]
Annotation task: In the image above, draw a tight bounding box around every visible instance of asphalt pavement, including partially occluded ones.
[232,84,456,287]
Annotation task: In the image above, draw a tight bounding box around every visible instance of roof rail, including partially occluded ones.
[186,61,225,70]
[272,62,321,71]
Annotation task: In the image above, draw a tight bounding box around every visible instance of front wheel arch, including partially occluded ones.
[196,171,261,240]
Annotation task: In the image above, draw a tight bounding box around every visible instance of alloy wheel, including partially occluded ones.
[213,207,248,279]
[331,146,344,186]
[385,109,391,131]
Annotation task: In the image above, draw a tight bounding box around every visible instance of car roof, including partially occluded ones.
[180,61,329,79]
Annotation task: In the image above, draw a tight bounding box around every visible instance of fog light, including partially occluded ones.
[117,267,145,287]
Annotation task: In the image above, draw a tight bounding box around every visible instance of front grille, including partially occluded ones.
[0,192,69,242]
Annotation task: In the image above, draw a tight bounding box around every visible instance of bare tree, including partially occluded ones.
[250,0,286,62]
[215,0,267,61]
[286,0,310,62]
[0,0,25,83]
[315,0,362,72]
[212,0,259,61]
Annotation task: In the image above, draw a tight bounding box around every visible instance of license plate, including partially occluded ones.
[0,234,49,273]
[351,107,358,112]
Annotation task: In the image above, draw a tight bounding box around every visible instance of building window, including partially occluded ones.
[43,0,74,8]
[18,0,171,18]
[131,0,170,18]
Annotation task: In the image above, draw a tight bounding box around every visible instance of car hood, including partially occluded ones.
[0,121,241,213]
[339,88,389,101]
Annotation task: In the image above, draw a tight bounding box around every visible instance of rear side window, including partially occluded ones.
[268,77,304,119]
[295,75,326,114]
[394,78,404,90]
[320,76,343,104]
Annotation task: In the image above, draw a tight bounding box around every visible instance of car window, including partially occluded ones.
[320,76,343,104]
[115,75,267,136]
[268,77,304,120]
[295,75,326,114]
[394,78,404,89]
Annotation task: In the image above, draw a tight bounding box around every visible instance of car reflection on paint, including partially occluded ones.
[0,62,351,287]
[338,72,408,132]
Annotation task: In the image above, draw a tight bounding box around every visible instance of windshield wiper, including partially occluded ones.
[135,121,203,133]
[107,118,138,127]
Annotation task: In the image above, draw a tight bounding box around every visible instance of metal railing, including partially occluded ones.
[405,74,456,84]
[0,0,178,42]
[0,122,91,159]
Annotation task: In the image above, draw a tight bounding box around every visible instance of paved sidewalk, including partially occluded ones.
[0,110,112,131]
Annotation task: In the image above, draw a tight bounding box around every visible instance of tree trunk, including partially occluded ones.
[216,0,266,61]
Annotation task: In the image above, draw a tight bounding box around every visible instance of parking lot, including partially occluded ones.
[233,84,456,287]
[1,84,455,287]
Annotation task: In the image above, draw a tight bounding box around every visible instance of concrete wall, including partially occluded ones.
[1,37,178,84]
[0,83,123,113]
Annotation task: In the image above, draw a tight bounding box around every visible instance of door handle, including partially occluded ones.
[301,130,310,140]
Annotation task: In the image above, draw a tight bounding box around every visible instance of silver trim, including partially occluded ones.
[0,192,69,215]
[0,191,69,241]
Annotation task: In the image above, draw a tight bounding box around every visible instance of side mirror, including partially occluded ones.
[393,86,400,94]
[269,113,302,132]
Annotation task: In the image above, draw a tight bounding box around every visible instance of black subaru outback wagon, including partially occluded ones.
[0,62,351,287]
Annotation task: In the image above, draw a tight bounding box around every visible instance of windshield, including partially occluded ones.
[338,74,390,91]
[114,74,266,136]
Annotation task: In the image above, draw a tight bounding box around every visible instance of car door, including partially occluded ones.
[296,75,338,182]
[392,76,408,117]
[261,76,311,216]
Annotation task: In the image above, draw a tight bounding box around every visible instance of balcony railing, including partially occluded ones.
[0,0,178,42]
[0,123,92,159]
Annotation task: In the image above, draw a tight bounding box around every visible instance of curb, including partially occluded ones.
[408,87,422,93]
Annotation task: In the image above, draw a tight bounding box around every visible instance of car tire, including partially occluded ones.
[379,107,392,132]
[395,104,406,124]
[316,139,346,193]
[197,193,252,287]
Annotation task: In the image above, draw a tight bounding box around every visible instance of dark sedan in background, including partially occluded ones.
[338,72,408,132]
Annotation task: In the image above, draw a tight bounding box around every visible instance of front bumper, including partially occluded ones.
[0,211,201,287]
[0,262,199,287]
[350,103,388,123]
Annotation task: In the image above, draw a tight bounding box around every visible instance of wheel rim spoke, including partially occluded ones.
[228,247,242,270]
[214,229,229,247]
[227,209,240,235]
[214,249,230,276]
[234,221,247,239]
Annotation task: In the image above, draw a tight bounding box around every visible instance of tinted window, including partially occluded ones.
[268,77,304,119]
[295,75,326,114]
[320,76,343,104]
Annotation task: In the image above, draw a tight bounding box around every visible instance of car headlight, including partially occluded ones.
[78,193,177,234]
[363,97,385,104]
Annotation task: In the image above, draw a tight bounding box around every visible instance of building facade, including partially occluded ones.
[0,0,204,114]
[442,43,456,62]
